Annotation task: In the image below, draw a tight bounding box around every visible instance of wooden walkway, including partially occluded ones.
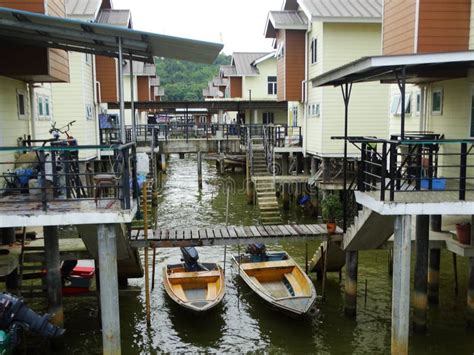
[130,224,343,248]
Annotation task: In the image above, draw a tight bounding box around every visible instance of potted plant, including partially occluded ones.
[321,194,342,234]
[455,222,471,245]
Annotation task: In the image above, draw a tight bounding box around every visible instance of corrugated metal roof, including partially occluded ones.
[97,9,131,27]
[154,87,165,96]
[299,0,382,21]
[220,65,237,77]
[66,0,101,18]
[212,77,228,87]
[270,11,307,29]
[150,77,160,86]
[122,61,156,76]
[232,52,269,76]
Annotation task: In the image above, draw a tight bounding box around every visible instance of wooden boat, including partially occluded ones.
[163,247,225,312]
[232,250,316,316]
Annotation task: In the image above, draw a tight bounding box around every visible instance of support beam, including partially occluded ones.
[413,215,429,333]
[468,215,474,327]
[98,224,121,355]
[281,153,290,210]
[43,226,63,327]
[197,151,203,190]
[391,215,412,355]
[160,154,167,172]
[428,215,441,304]
[118,37,126,143]
[246,152,253,204]
[129,54,136,143]
[344,251,358,317]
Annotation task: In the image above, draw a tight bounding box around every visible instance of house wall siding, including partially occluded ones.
[96,56,118,103]
[276,30,286,102]
[383,0,417,55]
[230,77,242,98]
[241,57,278,100]
[137,77,150,101]
[417,0,471,53]
[284,30,305,102]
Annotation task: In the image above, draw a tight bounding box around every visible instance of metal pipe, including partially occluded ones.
[118,37,126,143]
[130,54,136,142]
[43,226,63,327]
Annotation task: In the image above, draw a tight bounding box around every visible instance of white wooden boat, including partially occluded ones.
[163,247,225,312]
[232,251,317,316]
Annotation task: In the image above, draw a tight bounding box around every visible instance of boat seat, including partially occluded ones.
[240,260,293,271]
[171,284,188,302]
[284,273,304,296]
[206,282,217,300]
[168,270,220,279]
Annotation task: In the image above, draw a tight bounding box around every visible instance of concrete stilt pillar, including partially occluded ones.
[391,215,412,355]
[296,153,304,175]
[303,156,311,175]
[428,215,441,304]
[281,153,289,176]
[98,224,121,355]
[197,151,203,190]
[160,154,167,172]
[413,215,429,333]
[43,226,63,327]
[344,251,358,317]
[246,153,253,205]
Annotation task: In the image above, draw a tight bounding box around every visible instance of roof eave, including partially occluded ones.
[313,16,382,24]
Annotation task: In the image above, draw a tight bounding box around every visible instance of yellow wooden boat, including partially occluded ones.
[163,247,225,312]
[232,249,316,316]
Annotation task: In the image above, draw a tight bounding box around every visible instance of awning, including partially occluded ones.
[312,51,474,87]
[0,7,223,63]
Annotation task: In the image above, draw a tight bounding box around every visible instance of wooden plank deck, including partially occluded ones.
[131,224,343,248]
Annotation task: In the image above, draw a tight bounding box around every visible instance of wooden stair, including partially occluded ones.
[255,180,281,225]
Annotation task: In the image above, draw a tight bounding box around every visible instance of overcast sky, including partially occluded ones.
[113,0,282,55]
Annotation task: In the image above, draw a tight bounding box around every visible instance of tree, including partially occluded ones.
[154,53,231,101]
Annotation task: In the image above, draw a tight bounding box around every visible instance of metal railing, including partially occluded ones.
[125,123,241,144]
[0,143,138,211]
[266,126,303,148]
[339,135,474,201]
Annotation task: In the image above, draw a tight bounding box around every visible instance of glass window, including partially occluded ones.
[292,106,298,126]
[311,38,317,64]
[432,89,443,114]
[390,94,400,115]
[44,97,50,116]
[267,76,277,95]
[263,112,274,124]
[38,96,43,116]
[416,92,421,115]
[17,91,26,119]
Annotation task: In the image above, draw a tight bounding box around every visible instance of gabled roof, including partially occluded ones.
[265,10,307,38]
[220,65,237,77]
[231,52,270,76]
[66,0,102,19]
[298,0,382,23]
[97,9,132,28]
[122,61,156,76]
[282,0,299,11]
[212,76,228,87]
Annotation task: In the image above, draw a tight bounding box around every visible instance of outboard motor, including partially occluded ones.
[246,244,267,261]
[180,247,200,272]
[0,293,65,346]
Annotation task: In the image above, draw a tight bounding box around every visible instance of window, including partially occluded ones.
[308,103,320,117]
[310,38,318,64]
[267,76,277,95]
[390,94,411,115]
[263,112,274,124]
[85,53,92,65]
[37,95,51,120]
[276,42,285,60]
[416,92,421,115]
[292,106,298,127]
[17,90,27,119]
[432,89,443,114]
[85,104,94,120]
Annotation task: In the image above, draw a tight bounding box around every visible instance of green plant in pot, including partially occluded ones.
[321,194,342,234]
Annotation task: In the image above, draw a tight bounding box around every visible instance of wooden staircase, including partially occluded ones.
[251,146,282,225]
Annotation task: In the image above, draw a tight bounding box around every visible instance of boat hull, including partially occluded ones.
[232,252,317,316]
[163,262,225,313]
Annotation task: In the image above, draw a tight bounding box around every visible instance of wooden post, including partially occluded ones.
[197,151,203,190]
[413,215,429,333]
[391,215,412,355]
[97,224,121,355]
[428,215,441,304]
[43,226,64,327]
[246,152,253,205]
[344,250,358,317]
[282,153,290,210]
[143,182,151,327]
[160,154,167,172]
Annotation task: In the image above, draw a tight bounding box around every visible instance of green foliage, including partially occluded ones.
[154,53,231,101]
[321,194,343,223]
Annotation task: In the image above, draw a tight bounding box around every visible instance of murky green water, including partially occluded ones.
[55,155,474,354]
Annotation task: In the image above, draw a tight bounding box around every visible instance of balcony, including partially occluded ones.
[345,135,474,215]
[0,143,138,228]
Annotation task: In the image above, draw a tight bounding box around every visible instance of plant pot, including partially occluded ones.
[326,222,337,235]
[456,222,471,245]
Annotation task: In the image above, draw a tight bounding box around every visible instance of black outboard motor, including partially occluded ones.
[246,244,267,261]
[0,293,65,346]
[180,247,200,272]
